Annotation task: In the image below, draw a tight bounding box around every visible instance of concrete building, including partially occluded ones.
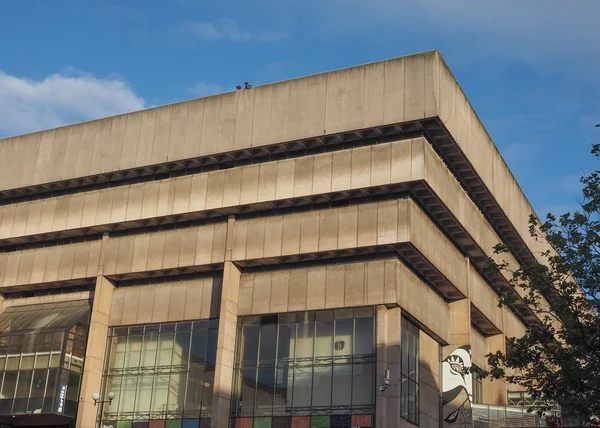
[0,51,550,428]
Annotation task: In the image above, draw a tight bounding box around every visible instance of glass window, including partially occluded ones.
[0,301,88,419]
[233,308,376,425]
[400,318,419,425]
[100,319,218,425]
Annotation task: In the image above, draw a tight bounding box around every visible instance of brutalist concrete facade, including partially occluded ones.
[0,51,548,428]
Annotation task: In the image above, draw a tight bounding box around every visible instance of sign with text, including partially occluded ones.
[57,384,67,415]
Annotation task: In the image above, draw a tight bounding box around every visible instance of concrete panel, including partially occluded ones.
[167,281,188,321]
[119,112,142,169]
[263,216,284,258]
[337,205,358,249]
[131,234,150,273]
[104,114,127,173]
[331,150,352,192]
[383,56,405,124]
[275,159,295,200]
[364,61,385,127]
[251,85,273,148]
[162,228,182,269]
[306,266,327,311]
[222,168,242,208]
[167,101,189,162]
[206,171,225,209]
[195,224,216,265]
[366,260,385,305]
[245,218,266,260]
[184,280,203,321]
[288,268,308,311]
[325,264,345,309]
[257,163,277,203]
[318,209,338,252]
[89,119,111,178]
[49,127,70,181]
[281,214,301,256]
[234,89,255,150]
[217,92,237,153]
[251,272,272,314]
[135,108,157,167]
[344,262,366,307]
[151,104,172,164]
[351,145,371,189]
[287,77,309,138]
[184,98,204,158]
[269,81,291,144]
[189,173,208,212]
[34,130,56,185]
[299,211,319,254]
[293,157,314,197]
[238,275,254,315]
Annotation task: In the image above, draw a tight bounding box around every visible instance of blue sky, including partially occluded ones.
[1,0,599,218]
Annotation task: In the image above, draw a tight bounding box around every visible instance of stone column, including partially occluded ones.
[75,275,115,428]
[76,233,113,428]
[211,216,241,428]
[485,333,508,406]
[375,304,402,428]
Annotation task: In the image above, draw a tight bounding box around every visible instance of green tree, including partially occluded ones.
[486,142,600,424]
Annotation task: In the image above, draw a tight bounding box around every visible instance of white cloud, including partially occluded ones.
[0,70,145,137]
[180,18,281,42]
[189,82,227,97]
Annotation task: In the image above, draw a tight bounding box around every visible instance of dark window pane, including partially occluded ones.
[332,365,352,407]
[314,320,333,358]
[27,369,48,413]
[334,319,353,358]
[408,332,417,381]
[201,369,214,418]
[274,366,292,416]
[295,322,314,361]
[205,329,218,367]
[259,324,277,364]
[351,364,373,406]
[13,369,33,413]
[408,380,418,423]
[353,318,373,356]
[151,374,169,417]
[400,377,408,419]
[167,372,186,417]
[125,335,143,369]
[292,366,312,409]
[190,329,207,369]
[135,375,153,415]
[42,368,59,413]
[239,368,256,417]
[241,326,259,366]
[174,332,191,369]
[255,367,275,416]
[157,333,174,367]
[276,325,295,363]
[119,376,138,415]
[401,329,409,377]
[184,370,203,418]
[311,365,332,408]
[0,371,17,413]
[140,332,158,368]
[103,375,121,419]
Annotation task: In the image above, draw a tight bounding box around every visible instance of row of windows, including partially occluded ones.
[99,309,422,428]
[101,321,219,421]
